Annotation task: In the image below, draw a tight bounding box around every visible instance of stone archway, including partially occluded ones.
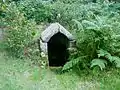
[40,23,75,67]
[48,32,69,66]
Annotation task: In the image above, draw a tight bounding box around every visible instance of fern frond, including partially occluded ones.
[97,49,109,57]
[82,20,99,30]
[62,57,83,71]
[97,49,113,62]
[91,59,107,70]
[105,54,113,63]
[72,19,84,31]
[112,56,120,68]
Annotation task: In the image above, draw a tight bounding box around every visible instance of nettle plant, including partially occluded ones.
[3,3,37,57]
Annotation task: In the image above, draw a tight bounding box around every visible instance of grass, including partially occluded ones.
[0,52,120,90]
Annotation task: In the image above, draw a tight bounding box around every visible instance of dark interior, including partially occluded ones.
[48,32,69,66]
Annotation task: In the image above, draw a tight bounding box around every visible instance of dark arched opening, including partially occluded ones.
[48,32,69,66]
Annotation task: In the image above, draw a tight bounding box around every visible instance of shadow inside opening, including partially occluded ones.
[48,32,69,67]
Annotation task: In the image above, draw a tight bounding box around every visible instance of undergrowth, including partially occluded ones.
[1,0,120,71]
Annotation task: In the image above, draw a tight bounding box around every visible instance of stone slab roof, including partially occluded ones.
[41,23,74,43]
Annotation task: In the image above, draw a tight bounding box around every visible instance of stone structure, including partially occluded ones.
[40,23,75,66]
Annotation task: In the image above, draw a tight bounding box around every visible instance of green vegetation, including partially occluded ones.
[1,0,120,89]
[1,52,120,90]
[1,0,120,70]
